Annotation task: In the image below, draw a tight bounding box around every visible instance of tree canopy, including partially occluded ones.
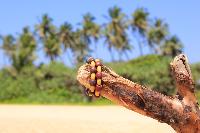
[0,6,183,69]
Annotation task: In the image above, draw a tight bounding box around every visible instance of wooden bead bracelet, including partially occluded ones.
[86,57,103,97]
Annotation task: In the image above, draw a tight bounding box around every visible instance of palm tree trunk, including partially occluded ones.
[133,33,143,56]
[65,50,74,66]
[118,50,123,61]
[138,41,143,56]
[109,48,115,61]
[2,53,6,67]
[50,56,54,62]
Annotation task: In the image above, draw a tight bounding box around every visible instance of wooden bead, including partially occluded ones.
[96,72,102,79]
[90,61,96,67]
[97,79,101,85]
[87,57,103,98]
[90,73,96,80]
[90,86,95,92]
[96,85,102,91]
[95,91,100,97]
[95,59,100,62]
[89,79,96,86]
[95,61,102,66]
[86,57,94,64]
[97,66,101,72]
[90,67,97,73]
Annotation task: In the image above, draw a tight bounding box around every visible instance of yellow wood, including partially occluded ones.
[90,86,95,92]
[95,91,100,97]
[90,61,95,67]
[91,73,96,80]
[97,66,101,72]
[97,79,101,85]
[95,59,100,62]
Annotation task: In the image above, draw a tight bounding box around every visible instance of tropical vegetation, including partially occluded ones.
[0,6,199,104]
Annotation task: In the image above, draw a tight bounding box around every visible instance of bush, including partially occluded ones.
[108,55,176,95]
[191,63,200,90]
[0,55,199,104]
[0,75,37,100]
[0,62,85,103]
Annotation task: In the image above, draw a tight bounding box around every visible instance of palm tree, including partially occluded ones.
[80,13,100,58]
[73,29,90,64]
[81,13,100,43]
[43,33,61,61]
[58,21,92,64]
[1,27,36,71]
[59,22,74,50]
[130,8,149,56]
[36,14,54,38]
[15,27,37,70]
[147,19,169,53]
[36,14,61,61]
[58,22,75,64]
[0,35,16,67]
[0,35,16,57]
[103,6,131,61]
[161,35,183,57]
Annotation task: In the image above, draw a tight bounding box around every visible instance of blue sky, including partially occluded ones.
[0,0,199,67]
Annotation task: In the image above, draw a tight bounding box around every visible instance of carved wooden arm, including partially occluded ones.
[77,54,200,133]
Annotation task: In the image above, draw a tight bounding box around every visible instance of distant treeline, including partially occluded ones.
[0,55,199,104]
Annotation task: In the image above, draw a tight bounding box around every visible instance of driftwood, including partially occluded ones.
[77,54,200,133]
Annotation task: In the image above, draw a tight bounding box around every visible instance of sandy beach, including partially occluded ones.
[0,105,175,133]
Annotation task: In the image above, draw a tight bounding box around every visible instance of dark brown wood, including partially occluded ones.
[77,54,200,133]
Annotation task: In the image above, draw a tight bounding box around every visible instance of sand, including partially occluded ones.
[0,105,175,133]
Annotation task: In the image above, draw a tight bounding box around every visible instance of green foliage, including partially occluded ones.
[81,13,100,42]
[161,36,183,57]
[0,62,87,104]
[108,55,175,95]
[147,19,169,53]
[0,55,199,104]
[0,70,37,100]
[109,55,200,96]
[35,14,61,61]
[131,7,149,34]
[103,6,131,60]
[1,27,36,71]
[191,63,200,90]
